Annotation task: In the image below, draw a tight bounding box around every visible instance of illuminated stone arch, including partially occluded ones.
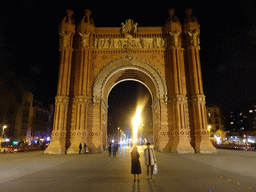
[92,56,168,104]
[45,9,217,155]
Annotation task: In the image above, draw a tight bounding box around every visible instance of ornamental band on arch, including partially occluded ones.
[44,9,217,155]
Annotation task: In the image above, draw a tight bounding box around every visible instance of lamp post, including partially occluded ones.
[1,125,7,147]
[117,127,120,144]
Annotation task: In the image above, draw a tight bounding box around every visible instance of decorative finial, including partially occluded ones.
[185,8,193,17]
[61,9,75,25]
[82,9,94,25]
[185,8,197,23]
[85,9,92,18]
[168,9,175,17]
[165,8,180,24]
[66,9,74,17]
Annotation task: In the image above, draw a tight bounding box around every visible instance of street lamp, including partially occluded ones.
[1,125,7,147]
[207,125,212,132]
[117,127,120,143]
[2,125,7,138]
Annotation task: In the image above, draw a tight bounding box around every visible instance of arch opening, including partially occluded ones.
[92,57,168,152]
[107,81,153,146]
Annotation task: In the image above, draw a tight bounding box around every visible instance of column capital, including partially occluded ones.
[169,95,188,103]
[188,95,206,103]
[73,96,92,103]
[55,96,69,103]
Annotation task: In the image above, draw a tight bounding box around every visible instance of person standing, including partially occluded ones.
[84,143,87,154]
[79,143,82,154]
[113,144,118,157]
[144,142,156,179]
[108,144,112,158]
[131,146,142,182]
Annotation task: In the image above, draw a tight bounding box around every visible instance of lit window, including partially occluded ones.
[208,113,211,117]
[240,113,243,116]
[240,127,244,130]
[249,110,253,113]
[230,122,234,124]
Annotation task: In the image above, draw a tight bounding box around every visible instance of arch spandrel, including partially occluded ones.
[92,56,168,104]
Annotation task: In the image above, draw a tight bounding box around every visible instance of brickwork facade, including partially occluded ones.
[45,9,216,154]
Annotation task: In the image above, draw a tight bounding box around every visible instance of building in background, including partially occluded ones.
[13,92,34,142]
[12,92,53,144]
[225,103,256,144]
[206,105,224,135]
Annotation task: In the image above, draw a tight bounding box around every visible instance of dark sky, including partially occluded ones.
[1,1,256,117]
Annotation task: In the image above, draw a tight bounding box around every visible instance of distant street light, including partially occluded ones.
[2,125,7,138]
[207,125,212,132]
[1,125,7,147]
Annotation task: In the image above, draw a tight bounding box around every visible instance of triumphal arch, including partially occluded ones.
[45,9,217,154]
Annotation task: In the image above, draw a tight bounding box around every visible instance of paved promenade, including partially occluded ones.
[0,146,256,192]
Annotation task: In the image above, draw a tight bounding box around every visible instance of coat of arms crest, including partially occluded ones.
[121,19,138,34]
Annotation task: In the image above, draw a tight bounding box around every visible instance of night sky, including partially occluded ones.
[1,1,256,133]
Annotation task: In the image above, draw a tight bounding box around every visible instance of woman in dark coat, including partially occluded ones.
[131,146,142,182]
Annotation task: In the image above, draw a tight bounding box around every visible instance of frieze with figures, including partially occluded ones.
[93,37,166,50]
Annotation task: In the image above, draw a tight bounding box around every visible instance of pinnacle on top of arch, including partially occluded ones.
[165,9,180,25]
[66,9,74,18]
[61,9,75,24]
[81,9,94,25]
[185,8,198,23]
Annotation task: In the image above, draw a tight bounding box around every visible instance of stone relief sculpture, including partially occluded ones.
[93,37,166,49]
[59,31,70,47]
[187,29,200,47]
[79,32,91,47]
[169,30,180,47]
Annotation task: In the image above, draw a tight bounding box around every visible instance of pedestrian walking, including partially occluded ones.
[84,143,87,154]
[113,144,118,157]
[144,142,156,179]
[108,144,112,158]
[79,143,82,154]
[131,146,141,182]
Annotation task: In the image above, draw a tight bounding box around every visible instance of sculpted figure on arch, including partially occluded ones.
[187,29,200,47]
[169,30,180,47]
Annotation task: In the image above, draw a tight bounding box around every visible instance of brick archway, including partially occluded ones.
[93,56,167,104]
[45,9,217,155]
[92,56,168,151]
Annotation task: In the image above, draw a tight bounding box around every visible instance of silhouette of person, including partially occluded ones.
[79,143,82,154]
[144,142,156,179]
[113,144,118,157]
[84,143,87,154]
[108,144,112,158]
[131,146,142,182]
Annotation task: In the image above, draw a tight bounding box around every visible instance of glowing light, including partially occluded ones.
[132,95,149,146]
[13,141,19,145]
[132,106,142,145]
[214,135,221,144]
[207,125,212,132]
